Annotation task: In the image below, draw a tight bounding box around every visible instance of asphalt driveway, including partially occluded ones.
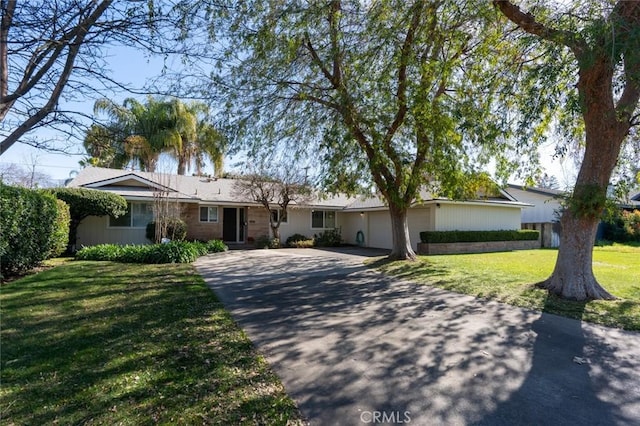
[194,248,640,425]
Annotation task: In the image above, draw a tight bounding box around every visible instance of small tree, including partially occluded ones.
[50,188,127,252]
[233,167,312,244]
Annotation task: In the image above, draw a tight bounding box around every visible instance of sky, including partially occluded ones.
[0,43,577,189]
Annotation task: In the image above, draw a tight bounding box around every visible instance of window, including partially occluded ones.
[109,202,153,228]
[270,209,288,224]
[200,206,218,223]
[311,210,336,229]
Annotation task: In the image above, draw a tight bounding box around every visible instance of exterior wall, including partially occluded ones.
[277,208,343,243]
[76,215,148,247]
[434,204,521,231]
[183,203,223,241]
[340,212,367,245]
[507,187,562,223]
[246,207,270,241]
[341,207,433,251]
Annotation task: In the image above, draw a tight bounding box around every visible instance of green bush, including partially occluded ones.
[254,235,279,249]
[48,199,70,258]
[603,209,640,242]
[145,218,188,242]
[75,239,228,264]
[49,188,127,251]
[314,228,342,247]
[206,239,228,253]
[0,185,62,277]
[419,230,540,244]
[286,233,309,246]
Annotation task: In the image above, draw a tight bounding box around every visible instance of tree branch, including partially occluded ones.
[493,0,587,57]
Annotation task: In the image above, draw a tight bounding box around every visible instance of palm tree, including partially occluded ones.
[168,99,226,176]
[91,97,182,172]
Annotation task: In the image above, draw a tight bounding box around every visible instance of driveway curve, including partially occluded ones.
[195,248,640,426]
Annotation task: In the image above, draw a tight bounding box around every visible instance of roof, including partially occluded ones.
[505,184,564,198]
[68,167,530,210]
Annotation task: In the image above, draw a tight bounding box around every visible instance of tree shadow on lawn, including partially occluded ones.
[198,252,640,425]
[1,261,301,425]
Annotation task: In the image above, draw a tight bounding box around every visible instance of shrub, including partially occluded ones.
[206,239,228,253]
[145,218,188,242]
[286,233,309,246]
[48,199,70,258]
[49,188,127,252]
[603,209,640,242]
[254,235,279,249]
[0,185,61,277]
[289,239,315,248]
[75,240,228,264]
[419,230,540,244]
[314,228,342,247]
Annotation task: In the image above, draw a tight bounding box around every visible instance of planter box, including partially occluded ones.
[417,239,540,255]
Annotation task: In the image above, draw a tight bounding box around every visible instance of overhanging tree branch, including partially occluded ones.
[492,0,587,57]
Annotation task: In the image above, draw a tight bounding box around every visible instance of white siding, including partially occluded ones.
[507,188,562,223]
[340,212,365,245]
[434,204,521,231]
[279,208,343,242]
[76,215,148,247]
[408,208,431,250]
[367,211,392,249]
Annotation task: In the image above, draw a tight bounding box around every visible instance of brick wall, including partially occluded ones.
[183,203,223,241]
[247,207,270,241]
[417,240,539,255]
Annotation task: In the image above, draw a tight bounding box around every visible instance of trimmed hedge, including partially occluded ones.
[1,185,68,277]
[75,240,228,264]
[48,199,71,258]
[420,230,540,244]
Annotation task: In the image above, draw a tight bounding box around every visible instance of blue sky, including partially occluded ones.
[0,44,576,188]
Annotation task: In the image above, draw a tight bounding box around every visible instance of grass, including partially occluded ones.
[1,261,303,425]
[376,243,640,331]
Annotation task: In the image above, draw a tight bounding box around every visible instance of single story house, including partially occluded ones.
[67,167,532,251]
[504,184,563,247]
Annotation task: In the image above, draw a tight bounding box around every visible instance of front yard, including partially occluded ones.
[0,261,303,425]
[377,244,640,331]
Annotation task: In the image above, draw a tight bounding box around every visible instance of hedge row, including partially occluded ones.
[75,240,228,264]
[420,230,540,244]
[1,185,70,277]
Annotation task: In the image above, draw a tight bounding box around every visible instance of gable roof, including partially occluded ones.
[68,167,530,210]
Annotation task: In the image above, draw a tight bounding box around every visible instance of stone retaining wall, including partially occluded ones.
[417,240,540,255]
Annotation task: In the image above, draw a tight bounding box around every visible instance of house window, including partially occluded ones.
[200,206,218,223]
[311,210,335,229]
[270,209,288,224]
[109,202,153,228]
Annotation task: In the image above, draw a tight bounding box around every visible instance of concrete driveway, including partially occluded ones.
[194,248,640,425]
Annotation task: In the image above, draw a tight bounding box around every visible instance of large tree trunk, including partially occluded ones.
[388,205,416,261]
[539,211,615,300]
[539,58,628,301]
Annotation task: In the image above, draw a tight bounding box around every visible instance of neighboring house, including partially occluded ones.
[67,167,531,251]
[504,184,564,247]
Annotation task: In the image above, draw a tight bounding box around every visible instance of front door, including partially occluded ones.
[223,208,237,242]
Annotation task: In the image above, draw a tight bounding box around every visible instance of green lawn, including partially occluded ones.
[1,261,303,425]
[376,244,640,331]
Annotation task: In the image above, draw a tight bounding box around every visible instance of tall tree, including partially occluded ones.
[168,100,226,176]
[92,97,182,172]
[0,0,164,155]
[201,0,513,260]
[494,1,640,300]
